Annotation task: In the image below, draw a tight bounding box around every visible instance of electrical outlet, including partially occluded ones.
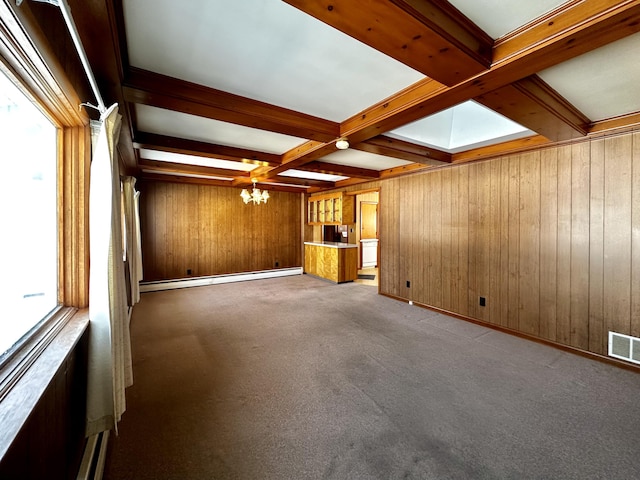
[275,261,279,267]
[406,280,411,288]
[479,296,486,307]
[187,269,192,275]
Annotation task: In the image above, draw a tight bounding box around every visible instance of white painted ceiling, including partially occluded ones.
[121,0,640,184]
[538,32,640,121]
[124,0,424,122]
[447,0,568,39]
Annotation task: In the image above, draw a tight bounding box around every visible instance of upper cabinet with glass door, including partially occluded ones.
[307,192,354,225]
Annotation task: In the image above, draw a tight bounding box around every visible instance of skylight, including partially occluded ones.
[388,100,534,153]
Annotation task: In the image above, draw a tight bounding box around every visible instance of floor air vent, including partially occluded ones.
[608,332,640,365]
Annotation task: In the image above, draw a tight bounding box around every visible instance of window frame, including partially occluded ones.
[0,0,91,457]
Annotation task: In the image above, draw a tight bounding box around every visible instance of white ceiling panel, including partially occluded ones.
[321,149,413,171]
[388,101,534,153]
[124,0,425,122]
[448,0,569,39]
[135,104,306,155]
[538,32,640,122]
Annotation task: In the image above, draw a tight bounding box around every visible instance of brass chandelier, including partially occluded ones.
[240,179,270,205]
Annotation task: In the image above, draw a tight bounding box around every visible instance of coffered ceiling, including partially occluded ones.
[67,0,640,193]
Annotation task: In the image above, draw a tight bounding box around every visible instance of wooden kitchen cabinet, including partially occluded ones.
[307,193,354,225]
[304,242,358,283]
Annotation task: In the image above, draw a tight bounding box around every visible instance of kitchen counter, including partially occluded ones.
[303,241,358,249]
[304,242,358,283]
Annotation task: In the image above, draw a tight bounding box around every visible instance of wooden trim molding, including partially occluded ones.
[59,126,91,308]
[355,135,452,164]
[475,75,590,142]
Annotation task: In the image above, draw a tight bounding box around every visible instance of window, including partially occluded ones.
[0,70,58,357]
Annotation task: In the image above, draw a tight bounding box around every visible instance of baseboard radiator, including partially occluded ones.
[76,431,109,480]
[140,267,303,293]
[609,332,640,365]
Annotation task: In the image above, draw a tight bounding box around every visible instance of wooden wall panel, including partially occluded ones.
[539,148,558,342]
[632,131,640,339]
[488,160,502,325]
[467,163,478,318]
[603,135,633,337]
[507,156,520,331]
[498,156,510,328]
[441,168,453,311]
[556,146,572,345]
[413,176,426,303]
[429,172,443,308]
[380,179,400,297]
[570,142,590,350]
[378,128,640,359]
[589,139,605,354]
[138,181,302,281]
[456,165,470,317]
[518,151,540,337]
[477,160,492,323]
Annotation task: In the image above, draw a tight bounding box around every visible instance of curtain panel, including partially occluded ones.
[86,104,133,436]
[123,176,142,306]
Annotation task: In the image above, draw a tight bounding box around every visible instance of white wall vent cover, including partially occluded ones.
[608,332,640,365]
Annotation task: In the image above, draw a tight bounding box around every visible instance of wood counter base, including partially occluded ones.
[304,243,357,283]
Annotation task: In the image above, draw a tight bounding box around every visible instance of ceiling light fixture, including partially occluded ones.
[336,138,349,150]
[240,178,270,205]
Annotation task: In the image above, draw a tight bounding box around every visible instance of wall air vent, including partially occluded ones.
[608,332,640,365]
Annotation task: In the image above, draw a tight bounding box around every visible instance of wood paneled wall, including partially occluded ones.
[139,181,303,281]
[380,131,640,356]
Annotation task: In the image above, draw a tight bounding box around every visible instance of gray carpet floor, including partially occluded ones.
[104,274,640,480]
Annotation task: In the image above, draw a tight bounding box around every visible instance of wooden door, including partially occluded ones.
[361,202,378,239]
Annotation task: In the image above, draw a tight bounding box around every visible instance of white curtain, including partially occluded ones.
[123,176,143,305]
[86,104,133,436]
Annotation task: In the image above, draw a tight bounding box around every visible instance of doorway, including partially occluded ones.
[354,191,379,287]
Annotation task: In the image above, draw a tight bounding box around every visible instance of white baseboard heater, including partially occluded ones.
[77,431,109,480]
[608,331,640,365]
[140,267,303,293]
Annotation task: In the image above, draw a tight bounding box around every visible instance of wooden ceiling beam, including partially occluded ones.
[354,135,451,164]
[123,67,339,142]
[264,177,335,189]
[475,75,590,142]
[232,177,315,193]
[265,141,339,178]
[452,135,551,164]
[340,0,640,143]
[133,131,282,167]
[300,161,381,179]
[282,0,492,86]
